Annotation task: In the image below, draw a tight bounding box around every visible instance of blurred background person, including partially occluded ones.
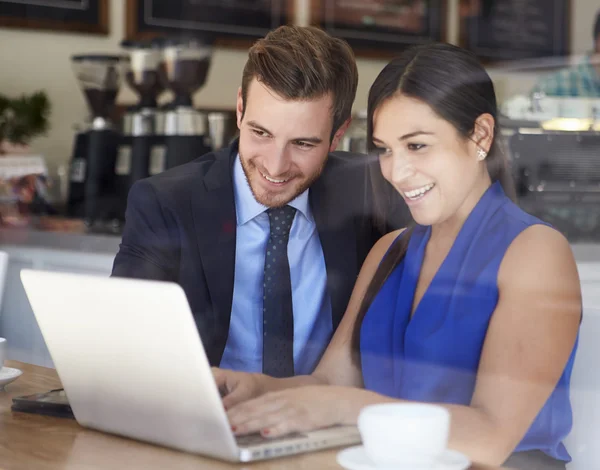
[532,10,600,97]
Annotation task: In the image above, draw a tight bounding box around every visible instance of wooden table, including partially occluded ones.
[0,361,500,470]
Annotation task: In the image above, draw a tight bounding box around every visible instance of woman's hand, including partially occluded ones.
[227,385,384,438]
[227,386,344,437]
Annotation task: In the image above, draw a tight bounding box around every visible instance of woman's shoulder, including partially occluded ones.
[499,222,579,294]
[507,223,571,258]
[479,191,580,295]
[497,198,575,260]
[377,228,407,252]
[363,228,407,268]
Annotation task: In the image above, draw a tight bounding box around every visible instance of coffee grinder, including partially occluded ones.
[118,40,167,208]
[162,38,213,169]
[69,54,127,225]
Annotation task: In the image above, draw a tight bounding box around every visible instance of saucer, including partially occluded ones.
[337,445,471,470]
[0,367,22,390]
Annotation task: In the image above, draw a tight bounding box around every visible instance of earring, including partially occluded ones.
[477,148,487,161]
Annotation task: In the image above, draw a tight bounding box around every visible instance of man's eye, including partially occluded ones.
[296,141,314,149]
[252,129,269,138]
[373,147,391,157]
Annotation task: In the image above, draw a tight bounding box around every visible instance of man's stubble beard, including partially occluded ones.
[239,149,327,208]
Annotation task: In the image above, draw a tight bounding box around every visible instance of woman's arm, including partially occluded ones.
[437,224,581,465]
[214,229,404,408]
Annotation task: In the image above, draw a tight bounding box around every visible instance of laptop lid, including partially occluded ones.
[20,270,240,461]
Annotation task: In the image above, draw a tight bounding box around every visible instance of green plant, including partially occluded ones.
[0,91,51,151]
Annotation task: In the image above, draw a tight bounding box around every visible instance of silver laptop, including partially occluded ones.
[20,269,360,462]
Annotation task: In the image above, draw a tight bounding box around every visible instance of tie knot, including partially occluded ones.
[267,205,296,237]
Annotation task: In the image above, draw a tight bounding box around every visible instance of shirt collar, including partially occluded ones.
[233,154,313,226]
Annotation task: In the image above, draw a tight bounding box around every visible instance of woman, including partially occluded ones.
[213,43,581,468]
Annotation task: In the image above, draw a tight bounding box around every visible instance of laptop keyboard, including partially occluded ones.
[236,432,308,447]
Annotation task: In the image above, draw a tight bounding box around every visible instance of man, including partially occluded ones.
[112,25,408,377]
[532,10,600,97]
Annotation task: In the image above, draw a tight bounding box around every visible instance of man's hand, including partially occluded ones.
[212,367,266,410]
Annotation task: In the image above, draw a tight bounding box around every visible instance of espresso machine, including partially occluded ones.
[68,54,127,226]
[117,40,167,213]
[508,129,600,242]
[162,38,213,168]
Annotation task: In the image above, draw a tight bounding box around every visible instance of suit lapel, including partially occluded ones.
[191,145,237,362]
[310,162,358,329]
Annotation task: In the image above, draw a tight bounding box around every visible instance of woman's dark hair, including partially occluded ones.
[352,42,515,363]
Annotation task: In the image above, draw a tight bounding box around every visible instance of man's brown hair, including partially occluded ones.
[241,25,359,138]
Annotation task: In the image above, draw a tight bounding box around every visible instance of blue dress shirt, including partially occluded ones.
[219,156,333,374]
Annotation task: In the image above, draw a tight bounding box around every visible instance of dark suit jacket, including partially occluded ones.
[112,141,409,367]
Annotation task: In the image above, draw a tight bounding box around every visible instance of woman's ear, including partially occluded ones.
[472,113,495,158]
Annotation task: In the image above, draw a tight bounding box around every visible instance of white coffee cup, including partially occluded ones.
[358,403,450,467]
[0,337,6,370]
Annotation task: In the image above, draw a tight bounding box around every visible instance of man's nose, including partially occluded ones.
[262,145,292,177]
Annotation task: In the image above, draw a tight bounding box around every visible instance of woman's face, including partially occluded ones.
[372,94,492,228]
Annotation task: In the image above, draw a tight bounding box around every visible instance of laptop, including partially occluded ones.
[20,269,360,462]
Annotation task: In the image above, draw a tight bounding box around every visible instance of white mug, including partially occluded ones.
[0,337,6,370]
[358,403,450,467]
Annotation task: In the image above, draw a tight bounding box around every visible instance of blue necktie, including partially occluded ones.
[262,205,296,377]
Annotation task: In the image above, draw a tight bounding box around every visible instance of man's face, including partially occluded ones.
[236,78,349,208]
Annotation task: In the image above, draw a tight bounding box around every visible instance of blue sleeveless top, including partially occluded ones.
[360,182,578,461]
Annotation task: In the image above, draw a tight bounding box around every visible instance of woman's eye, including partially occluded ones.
[408,143,426,151]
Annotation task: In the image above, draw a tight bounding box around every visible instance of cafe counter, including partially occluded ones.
[0,226,120,367]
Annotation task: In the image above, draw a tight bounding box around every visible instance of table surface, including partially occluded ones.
[0,361,500,470]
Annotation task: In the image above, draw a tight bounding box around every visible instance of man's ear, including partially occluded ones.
[329,117,352,152]
[236,86,244,129]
